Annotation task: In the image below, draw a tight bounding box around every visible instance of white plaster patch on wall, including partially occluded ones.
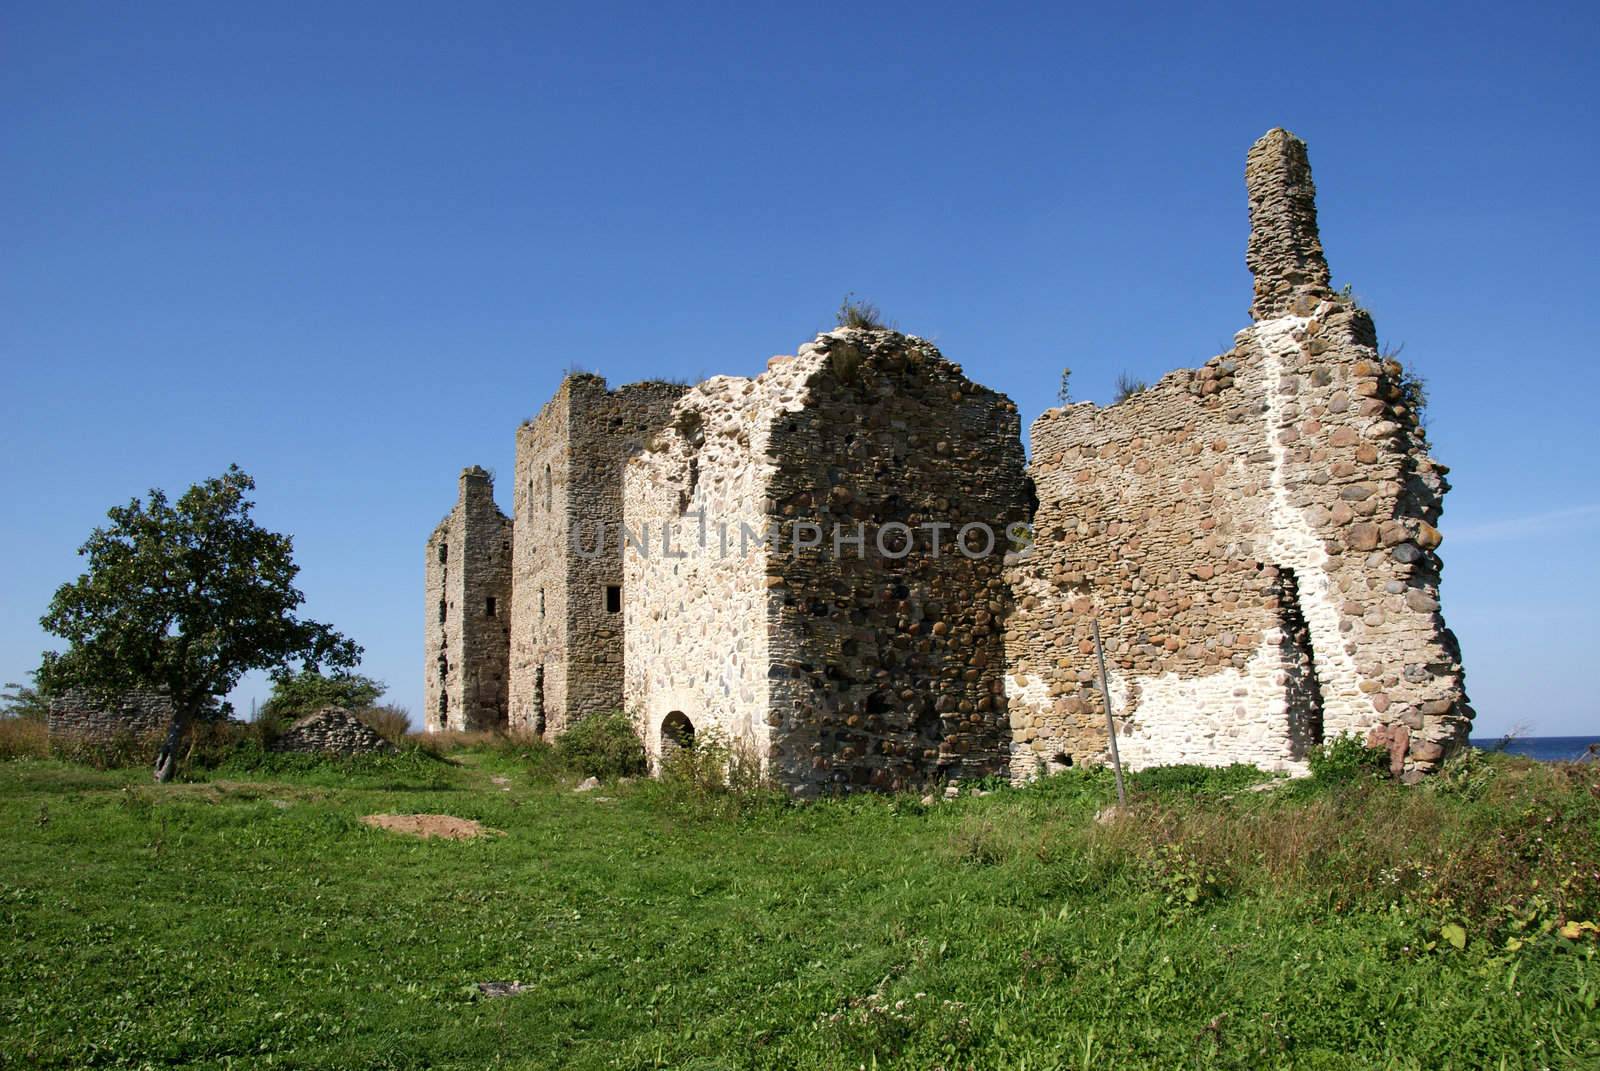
[1252,315,1378,740]
[1109,629,1310,775]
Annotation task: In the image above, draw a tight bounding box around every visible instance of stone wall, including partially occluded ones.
[424,466,512,732]
[47,688,172,742]
[1004,129,1471,780]
[271,706,397,755]
[508,375,687,735]
[625,330,1030,795]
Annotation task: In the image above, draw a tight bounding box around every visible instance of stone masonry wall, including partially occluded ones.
[47,688,172,742]
[424,466,512,732]
[509,375,687,736]
[1004,129,1471,779]
[625,330,1029,794]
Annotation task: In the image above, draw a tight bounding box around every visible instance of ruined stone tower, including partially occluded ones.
[1003,129,1471,778]
[424,466,513,732]
[624,331,1030,794]
[508,374,688,734]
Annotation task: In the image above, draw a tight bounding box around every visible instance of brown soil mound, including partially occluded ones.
[361,814,502,840]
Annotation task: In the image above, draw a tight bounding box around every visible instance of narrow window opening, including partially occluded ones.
[543,464,553,511]
[437,543,448,564]
[539,588,546,618]
[534,665,547,736]
[438,598,446,624]
[606,584,621,613]
[486,596,497,617]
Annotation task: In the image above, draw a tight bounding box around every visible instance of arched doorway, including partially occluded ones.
[661,711,695,760]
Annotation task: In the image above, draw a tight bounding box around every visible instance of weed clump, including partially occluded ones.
[835,293,888,331]
[1112,373,1148,404]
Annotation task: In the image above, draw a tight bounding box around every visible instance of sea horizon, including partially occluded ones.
[1468,735,1600,762]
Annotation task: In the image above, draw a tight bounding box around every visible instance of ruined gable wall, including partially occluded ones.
[425,467,511,732]
[1005,129,1471,778]
[764,331,1029,794]
[623,366,795,767]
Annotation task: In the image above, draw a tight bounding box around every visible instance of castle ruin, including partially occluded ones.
[425,129,1473,788]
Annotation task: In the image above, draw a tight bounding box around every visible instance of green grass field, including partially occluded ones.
[2,746,1596,1070]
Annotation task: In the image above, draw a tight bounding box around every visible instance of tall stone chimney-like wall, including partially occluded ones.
[1247,128,1334,320]
[424,466,512,732]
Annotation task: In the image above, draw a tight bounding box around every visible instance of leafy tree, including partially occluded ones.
[260,670,385,723]
[0,671,50,722]
[39,465,360,781]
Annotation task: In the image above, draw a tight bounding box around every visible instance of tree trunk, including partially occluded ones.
[152,708,190,783]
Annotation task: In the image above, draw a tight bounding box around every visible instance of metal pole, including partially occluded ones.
[1092,617,1126,807]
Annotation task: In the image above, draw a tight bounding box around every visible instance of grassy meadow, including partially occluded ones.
[1,739,1596,1070]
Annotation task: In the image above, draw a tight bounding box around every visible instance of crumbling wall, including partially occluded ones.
[271,706,397,755]
[625,330,1029,794]
[510,375,688,736]
[1005,129,1471,779]
[424,466,512,732]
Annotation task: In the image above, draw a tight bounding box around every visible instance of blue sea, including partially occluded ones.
[1468,736,1600,762]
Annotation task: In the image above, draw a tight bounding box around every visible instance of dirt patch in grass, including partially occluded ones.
[361,813,503,840]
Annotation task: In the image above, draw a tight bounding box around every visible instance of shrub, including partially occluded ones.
[1308,732,1390,785]
[656,727,761,793]
[554,711,647,780]
[1128,763,1269,795]
[356,704,411,745]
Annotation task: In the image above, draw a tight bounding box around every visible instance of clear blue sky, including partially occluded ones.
[3,1,1595,736]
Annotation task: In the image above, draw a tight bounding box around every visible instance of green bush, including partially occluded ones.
[554,711,647,780]
[1308,732,1390,785]
[1128,763,1268,795]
